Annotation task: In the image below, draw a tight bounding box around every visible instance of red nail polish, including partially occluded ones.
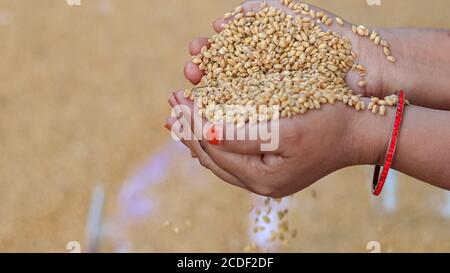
[207,125,219,145]
[164,123,170,130]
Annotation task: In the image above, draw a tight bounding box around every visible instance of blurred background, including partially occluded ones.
[0,0,449,253]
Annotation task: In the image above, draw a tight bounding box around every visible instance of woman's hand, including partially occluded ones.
[184,0,387,100]
[166,0,450,197]
[186,0,450,110]
[166,90,390,198]
[170,0,389,197]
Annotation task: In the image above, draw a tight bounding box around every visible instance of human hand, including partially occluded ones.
[166,89,390,198]
[184,0,390,99]
[187,0,450,111]
[166,0,399,197]
[167,0,450,197]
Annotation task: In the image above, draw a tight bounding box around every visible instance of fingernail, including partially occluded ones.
[208,139,219,145]
[164,123,170,130]
[207,125,220,145]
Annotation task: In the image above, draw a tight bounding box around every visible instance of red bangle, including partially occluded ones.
[372,90,406,196]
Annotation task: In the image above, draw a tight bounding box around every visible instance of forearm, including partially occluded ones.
[350,105,450,190]
[370,28,450,110]
[393,106,450,189]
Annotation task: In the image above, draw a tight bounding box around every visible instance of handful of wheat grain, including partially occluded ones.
[186,1,399,127]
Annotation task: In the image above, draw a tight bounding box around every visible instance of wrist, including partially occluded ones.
[345,102,392,166]
[375,28,450,110]
[348,29,392,99]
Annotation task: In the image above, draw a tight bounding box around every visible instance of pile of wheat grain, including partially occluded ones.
[185,1,399,127]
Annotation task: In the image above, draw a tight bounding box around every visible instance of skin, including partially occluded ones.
[166,0,450,197]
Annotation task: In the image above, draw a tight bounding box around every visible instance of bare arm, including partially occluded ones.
[351,105,450,190]
[361,28,450,110]
[174,0,450,196]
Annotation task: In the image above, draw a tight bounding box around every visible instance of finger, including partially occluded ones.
[166,99,246,189]
[172,92,272,186]
[187,140,246,189]
[170,92,255,188]
[168,92,178,108]
[205,144,265,188]
[169,114,265,189]
[174,90,285,155]
[168,113,267,190]
[185,37,209,84]
[189,37,209,55]
[165,116,177,128]
[212,17,227,33]
[168,92,198,143]
[165,116,196,157]
[184,62,204,85]
[173,90,211,141]
[174,91,281,154]
[173,91,228,153]
[212,0,262,33]
[218,120,284,155]
[176,132,247,190]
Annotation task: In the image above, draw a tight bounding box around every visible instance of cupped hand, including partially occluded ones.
[168,0,390,197]
[166,89,372,198]
[184,0,387,98]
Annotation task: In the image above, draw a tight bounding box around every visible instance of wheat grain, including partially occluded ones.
[186,4,398,124]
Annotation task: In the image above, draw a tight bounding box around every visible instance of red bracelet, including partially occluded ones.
[372,90,406,196]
